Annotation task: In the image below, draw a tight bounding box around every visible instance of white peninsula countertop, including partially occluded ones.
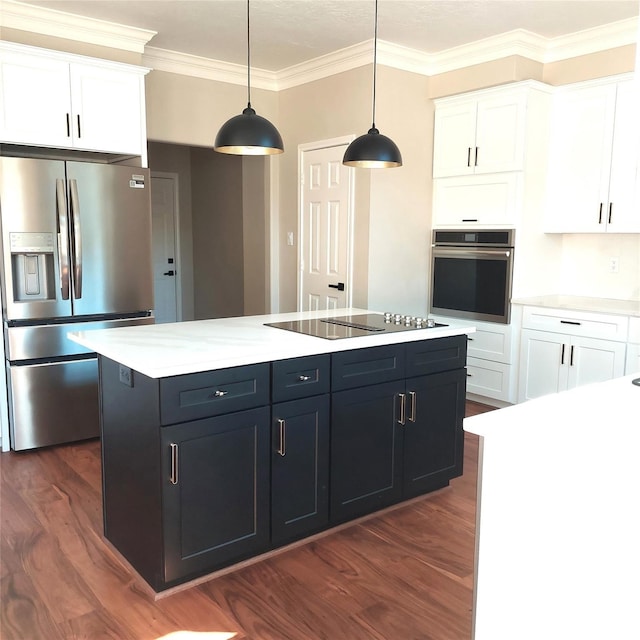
[464,374,640,640]
[68,308,476,378]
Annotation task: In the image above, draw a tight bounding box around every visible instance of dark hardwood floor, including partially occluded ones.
[0,400,494,640]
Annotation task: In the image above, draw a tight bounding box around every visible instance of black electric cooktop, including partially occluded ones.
[265,313,446,340]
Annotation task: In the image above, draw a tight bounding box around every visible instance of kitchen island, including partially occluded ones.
[464,374,640,640]
[69,308,475,592]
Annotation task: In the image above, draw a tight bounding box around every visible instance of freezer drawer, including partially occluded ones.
[8,357,99,450]
[5,315,154,360]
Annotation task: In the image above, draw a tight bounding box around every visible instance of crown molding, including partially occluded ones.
[143,47,278,91]
[1,0,636,87]
[0,0,156,53]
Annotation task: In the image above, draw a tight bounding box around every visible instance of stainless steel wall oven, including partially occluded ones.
[430,229,515,324]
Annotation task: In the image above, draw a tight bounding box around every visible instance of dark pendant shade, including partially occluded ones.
[343,127,402,168]
[214,106,284,155]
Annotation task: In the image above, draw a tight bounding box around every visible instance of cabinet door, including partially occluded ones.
[403,369,465,498]
[545,84,616,232]
[433,101,477,177]
[161,406,270,584]
[432,173,521,227]
[606,80,640,233]
[271,395,329,545]
[567,336,626,389]
[330,379,404,523]
[475,92,526,174]
[518,329,568,401]
[69,63,144,155]
[0,50,72,147]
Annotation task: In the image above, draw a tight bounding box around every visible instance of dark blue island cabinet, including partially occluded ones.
[98,335,466,592]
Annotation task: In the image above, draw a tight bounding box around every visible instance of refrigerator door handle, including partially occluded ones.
[69,179,83,299]
[56,179,71,300]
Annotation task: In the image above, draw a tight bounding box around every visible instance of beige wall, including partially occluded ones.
[145,70,279,148]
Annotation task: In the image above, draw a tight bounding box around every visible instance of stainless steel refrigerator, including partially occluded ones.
[0,156,154,450]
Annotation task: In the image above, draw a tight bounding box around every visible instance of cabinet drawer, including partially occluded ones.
[272,354,330,402]
[466,357,512,402]
[466,326,511,363]
[522,306,628,341]
[406,336,467,378]
[160,363,269,425]
[331,344,405,392]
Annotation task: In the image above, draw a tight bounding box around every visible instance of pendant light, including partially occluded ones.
[343,0,402,168]
[214,0,284,155]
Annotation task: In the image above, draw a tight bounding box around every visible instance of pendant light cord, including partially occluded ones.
[247,0,252,108]
[371,0,378,129]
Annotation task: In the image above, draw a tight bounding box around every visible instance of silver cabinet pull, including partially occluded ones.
[298,374,311,381]
[213,389,228,397]
[170,443,179,485]
[408,391,417,423]
[277,419,286,456]
[396,393,406,426]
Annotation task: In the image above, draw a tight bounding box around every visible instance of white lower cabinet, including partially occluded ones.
[518,328,626,402]
[626,317,640,375]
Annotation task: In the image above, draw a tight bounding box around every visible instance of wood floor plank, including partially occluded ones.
[0,401,495,640]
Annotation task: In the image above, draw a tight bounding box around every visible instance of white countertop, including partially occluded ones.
[511,294,640,317]
[68,308,476,378]
[464,374,640,639]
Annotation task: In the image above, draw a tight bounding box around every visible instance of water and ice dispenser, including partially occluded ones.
[9,232,56,302]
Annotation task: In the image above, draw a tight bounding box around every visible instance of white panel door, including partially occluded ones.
[567,336,626,389]
[518,329,568,402]
[69,63,144,155]
[0,50,72,147]
[299,144,352,311]
[432,102,477,177]
[151,175,179,324]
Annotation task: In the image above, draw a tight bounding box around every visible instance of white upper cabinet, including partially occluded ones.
[433,88,527,178]
[544,76,640,233]
[0,42,149,159]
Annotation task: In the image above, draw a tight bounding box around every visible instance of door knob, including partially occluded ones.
[163,270,175,276]
[328,282,345,291]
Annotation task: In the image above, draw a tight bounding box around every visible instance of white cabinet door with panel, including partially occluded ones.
[433,89,526,178]
[519,329,626,402]
[432,173,521,228]
[544,76,639,233]
[0,48,72,148]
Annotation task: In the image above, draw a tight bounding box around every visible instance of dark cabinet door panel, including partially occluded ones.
[161,406,270,584]
[403,368,466,498]
[271,395,329,544]
[330,380,404,522]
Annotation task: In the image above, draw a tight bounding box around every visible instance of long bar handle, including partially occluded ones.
[561,343,565,365]
[608,202,613,224]
[77,114,82,139]
[598,202,603,224]
[170,443,178,485]
[408,391,417,423]
[277,419,286,456]
[396,393,406,426]
[56,179,71,300]
[69,179,82,299]
[570,345,575,367]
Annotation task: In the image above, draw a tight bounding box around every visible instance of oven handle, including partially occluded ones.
[432,248,512,260]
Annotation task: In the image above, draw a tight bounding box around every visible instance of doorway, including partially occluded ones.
[151,172,181,323]
[298,137,354,311]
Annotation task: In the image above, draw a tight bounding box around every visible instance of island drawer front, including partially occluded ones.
[332,344,405,391]
[406,335,467,377]
[272,354,330,402]
[160,363,270,425]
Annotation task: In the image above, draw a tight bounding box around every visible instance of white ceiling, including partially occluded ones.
[10,0,640,71]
